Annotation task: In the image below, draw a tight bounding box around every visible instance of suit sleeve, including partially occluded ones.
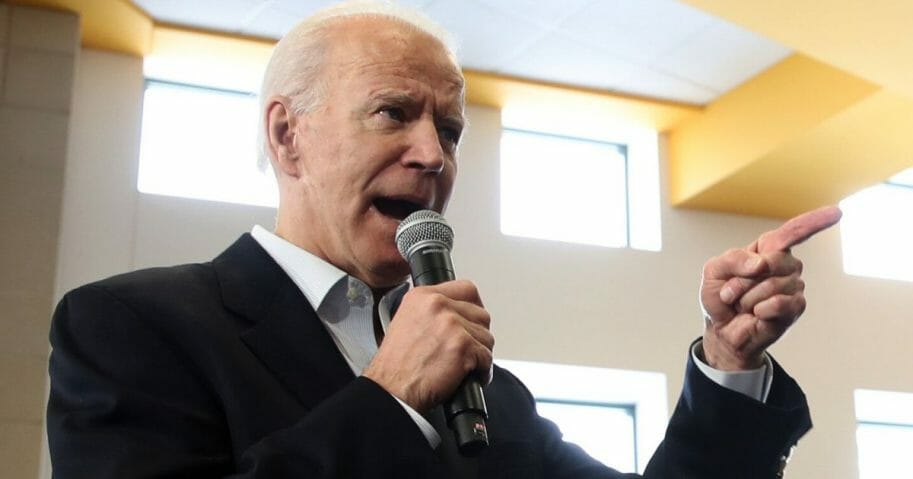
[535,344,811,479]
[639,350,811,478]
[47,284,442,478]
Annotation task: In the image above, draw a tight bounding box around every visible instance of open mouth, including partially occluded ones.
[373,197,426,221]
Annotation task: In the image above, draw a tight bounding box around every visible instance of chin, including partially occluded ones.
[360,254,411,290]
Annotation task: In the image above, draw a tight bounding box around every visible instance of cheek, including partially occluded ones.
[438,168,457,205]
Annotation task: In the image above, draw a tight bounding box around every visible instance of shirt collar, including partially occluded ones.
[251,225,347,311]
[250,225,409,315]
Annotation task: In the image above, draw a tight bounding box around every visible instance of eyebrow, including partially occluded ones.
[372,91,414,106]
[371,89,466,128]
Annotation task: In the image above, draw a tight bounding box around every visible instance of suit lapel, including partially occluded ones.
[213,234,355,410]
[213,235,481,477]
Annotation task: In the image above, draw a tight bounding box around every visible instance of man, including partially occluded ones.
[47,2,841,478]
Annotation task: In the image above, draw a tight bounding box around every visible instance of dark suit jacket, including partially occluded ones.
[47,234,811,478]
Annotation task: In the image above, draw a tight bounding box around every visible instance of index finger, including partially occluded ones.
[756,205,843,253]
[421,279,485,307]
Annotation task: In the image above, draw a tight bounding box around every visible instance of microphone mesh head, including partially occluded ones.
[395,210,454,259]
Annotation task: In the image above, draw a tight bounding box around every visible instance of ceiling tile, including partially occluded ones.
[654,20,792,94]
[472,0,595,29]
[555,0,716,62]
[133,0,267,33]
[505,31,717,104]
[242,5,317,38]
[421,0,550,71]
[609,66,719,104]
[243,1,445,41]
[263,0,337,17]
[501,33,645,91]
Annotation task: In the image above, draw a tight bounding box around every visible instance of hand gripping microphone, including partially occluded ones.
[395,210,489,456]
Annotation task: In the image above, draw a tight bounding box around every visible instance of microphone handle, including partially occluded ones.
[408,248,489,456]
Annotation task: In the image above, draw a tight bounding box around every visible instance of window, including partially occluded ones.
[501,129,629,247]
[137,80,278,208]
[855,389,913,479]
[535,398,636,471]
[499,108,662,251]
[840,167,913,282]
[497,359,667,473]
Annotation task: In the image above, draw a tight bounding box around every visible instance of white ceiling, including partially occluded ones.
[130,0,792,105]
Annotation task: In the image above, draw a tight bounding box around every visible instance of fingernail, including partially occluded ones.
[720,287,735,303]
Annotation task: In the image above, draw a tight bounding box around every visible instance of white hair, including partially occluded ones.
[256,0,460,170]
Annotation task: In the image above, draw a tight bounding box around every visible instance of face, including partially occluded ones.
[275,17,465,289]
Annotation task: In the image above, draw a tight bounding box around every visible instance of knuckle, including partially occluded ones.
[477,310,491,328]
[737,277,757,291]
[459,280,483,304]
[403,288,421,302]
[701,261,714,278]
[479,344,493,361]
[480,330,495,350]
[771,295,790,310]
[444,332,470,355]
[454,278,475,291]
[440,312,462,331]
[703,257,724,278]
[426,292,449,312]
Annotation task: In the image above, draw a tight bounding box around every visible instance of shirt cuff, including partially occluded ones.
[391,396,442,449]
[691,340,774,402]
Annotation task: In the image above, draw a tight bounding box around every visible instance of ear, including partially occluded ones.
[265,96,301,178]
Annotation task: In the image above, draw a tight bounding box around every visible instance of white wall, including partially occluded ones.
[54,48,913,479]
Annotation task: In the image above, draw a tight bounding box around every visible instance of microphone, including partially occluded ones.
[395,210,489,456]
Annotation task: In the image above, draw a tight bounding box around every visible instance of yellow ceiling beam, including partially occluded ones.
[679,89,913,217]
[669,0,913,218]
[669,54,879,209]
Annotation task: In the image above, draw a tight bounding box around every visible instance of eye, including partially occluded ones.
[378,106,406,122]
[438,126,462,149]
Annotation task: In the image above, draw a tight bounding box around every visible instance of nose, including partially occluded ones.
[403,119,445,174]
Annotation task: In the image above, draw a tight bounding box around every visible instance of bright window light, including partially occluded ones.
[500,108,661,251]
[137,80,278,208]
[855,389,913,479]
[889,168,913,187]
[498,359,667,473]
[840,168,913,282]
[501,129,629,248]
[536,399,636,472]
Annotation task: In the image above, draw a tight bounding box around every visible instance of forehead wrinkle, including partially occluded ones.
[358,68,465,120]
